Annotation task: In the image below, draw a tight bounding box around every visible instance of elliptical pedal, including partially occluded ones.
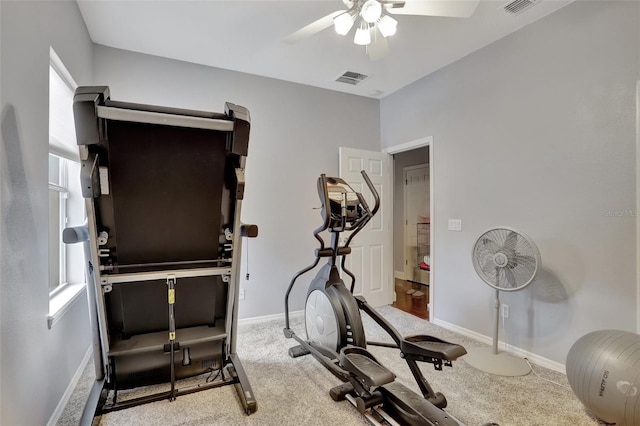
[339,347,395,387]
[401,335,467,364]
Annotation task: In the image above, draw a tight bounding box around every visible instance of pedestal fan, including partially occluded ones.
[464,227,541,376]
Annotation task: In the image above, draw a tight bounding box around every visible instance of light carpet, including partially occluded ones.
[57,306,603,426]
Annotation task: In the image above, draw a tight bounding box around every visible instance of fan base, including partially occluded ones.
[463,346,531,377]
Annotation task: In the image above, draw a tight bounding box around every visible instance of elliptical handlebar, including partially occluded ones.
[360,170,380,217]
[341,170,379,245]
[339,170,380,293]
[313,174,331,250]
[285,170,382,326]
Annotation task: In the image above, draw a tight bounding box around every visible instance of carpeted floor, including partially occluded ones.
[57,306,603,426]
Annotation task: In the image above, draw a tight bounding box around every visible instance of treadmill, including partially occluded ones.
[65,86,258,422]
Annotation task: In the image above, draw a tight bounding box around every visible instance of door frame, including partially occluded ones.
[384,136,434,321]
[403,163,429,281]
[636,81,640,333]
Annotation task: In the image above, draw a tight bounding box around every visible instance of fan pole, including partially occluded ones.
[493,289,500,355]
[466,227,539,376]
[464,286,531,376]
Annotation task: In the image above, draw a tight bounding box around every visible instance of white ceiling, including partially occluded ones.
[76,0,574,99]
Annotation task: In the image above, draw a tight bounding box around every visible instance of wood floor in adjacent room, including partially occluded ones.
[392,279,429,320]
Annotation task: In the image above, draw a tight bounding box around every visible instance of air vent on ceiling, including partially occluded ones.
[502,0,539,15]
[335,71,370,86]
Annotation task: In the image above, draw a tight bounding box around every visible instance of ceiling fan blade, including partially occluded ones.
[367,30,389,61]
[387,0,480,18]
[282,10,345,44]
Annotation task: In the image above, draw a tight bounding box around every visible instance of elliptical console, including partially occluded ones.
[284,171,471,426]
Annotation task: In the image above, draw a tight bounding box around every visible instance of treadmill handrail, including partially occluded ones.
[104,267,232,284]
[105,99,229,120]
[100,258,231,271]
[97,105,235,132]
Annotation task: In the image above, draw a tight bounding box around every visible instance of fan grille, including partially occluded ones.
[472,228,540,291]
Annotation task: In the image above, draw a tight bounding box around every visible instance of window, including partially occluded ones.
[48,154,68,293]
[48,48,86,327]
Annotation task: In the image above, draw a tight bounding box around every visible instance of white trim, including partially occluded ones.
[49,138,80,162]
[636,80,640,333]
[46,346,92,426]
[48,182,68,194]
[433,318,566,374]
[49,46,78,90]
[428,141,434,322]
[238,309,304,326]
[383,136,432,155]
[48,283,86,329]
[394,270,406,280]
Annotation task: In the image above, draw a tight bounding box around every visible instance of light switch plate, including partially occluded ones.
[448,219,462,231]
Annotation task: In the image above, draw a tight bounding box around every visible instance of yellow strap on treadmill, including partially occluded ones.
[168,289,175,304]
[169,332,176,340]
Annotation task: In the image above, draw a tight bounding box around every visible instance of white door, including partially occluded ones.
[339,147,393,307]
[404,165,429,282]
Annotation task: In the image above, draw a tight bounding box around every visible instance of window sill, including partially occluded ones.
[48,283,86,329]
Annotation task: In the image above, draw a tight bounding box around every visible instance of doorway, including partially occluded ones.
[387,139,432,320]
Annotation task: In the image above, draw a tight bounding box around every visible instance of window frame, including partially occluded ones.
[47,47,86,328]
[48,154,70,296]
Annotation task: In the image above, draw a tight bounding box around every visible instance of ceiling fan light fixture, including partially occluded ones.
[377,15,397,37]
[334,11,355,36]
[354,24,371,45]
[361,0,382,23]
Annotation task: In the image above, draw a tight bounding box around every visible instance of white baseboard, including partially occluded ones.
[242,310,567,373]
[239,310,304,326]
[394,270,406,280]
[47,345,92,426]
[432,318,566,374]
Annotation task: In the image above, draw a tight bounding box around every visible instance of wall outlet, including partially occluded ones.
[448,219,462,231]
[239,288,245,300]
[501,304,509,318]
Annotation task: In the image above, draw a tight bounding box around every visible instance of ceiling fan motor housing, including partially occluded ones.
[361,0,383,22]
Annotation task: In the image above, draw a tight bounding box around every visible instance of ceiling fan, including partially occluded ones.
[283,0,480,60]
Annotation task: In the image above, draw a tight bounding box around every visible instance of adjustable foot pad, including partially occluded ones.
[288,345,310,358]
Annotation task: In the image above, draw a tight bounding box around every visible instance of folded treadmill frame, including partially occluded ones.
[68,87,257,422]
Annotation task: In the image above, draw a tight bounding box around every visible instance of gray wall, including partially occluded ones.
[381,0,639,365]
[393,147,429,273]
[0,1,93,425]
[92,45,381,319]
[2,3,637,422]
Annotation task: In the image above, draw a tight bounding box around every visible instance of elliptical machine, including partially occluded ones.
[284,171,468,426]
